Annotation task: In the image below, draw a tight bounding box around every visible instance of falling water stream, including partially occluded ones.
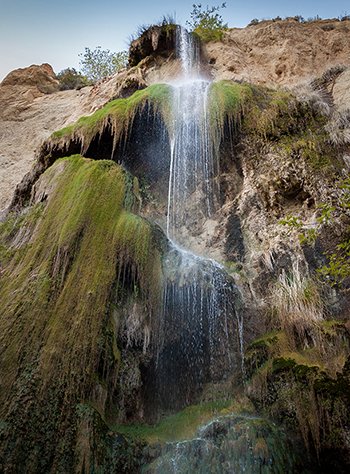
[153,25,244,415]
[143,26,297,474]
[142,29,301,473]
[167,27,219,239]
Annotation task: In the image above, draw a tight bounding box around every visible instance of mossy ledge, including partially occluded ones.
[0,155,164,472]
[49,83,172,155]
[10,79,332,212]
[246,322,350,467]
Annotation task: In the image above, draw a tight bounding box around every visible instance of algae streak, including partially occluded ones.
[0,155,162,472]
[49,84,172,154]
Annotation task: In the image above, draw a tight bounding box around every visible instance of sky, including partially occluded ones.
[0,0,350,80]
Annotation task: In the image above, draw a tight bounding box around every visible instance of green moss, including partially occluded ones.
[50,83,172,152]
[272,357,321,379]
[113,399,238,444]
[277,131,333,171]
[248,332,279,351]
[0,155,163,469]
[208,80,253,135]
[0,203,45,267]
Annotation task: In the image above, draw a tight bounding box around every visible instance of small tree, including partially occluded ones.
[79,47,128,83]
[56,68,89,90]
[186,3,228,41]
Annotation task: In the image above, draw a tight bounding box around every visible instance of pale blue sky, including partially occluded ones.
[0,0,349,80]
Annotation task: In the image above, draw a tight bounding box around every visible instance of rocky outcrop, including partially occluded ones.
[128,24,177,67]
[1,21,350,472]
[0,63,149,212]
[3,20,350,212]
[205,18,350,85]
[1,63,59,94]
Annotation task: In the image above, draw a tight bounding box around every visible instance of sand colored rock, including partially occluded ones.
[333,68,350,111]
[2,19,350,212]
[204,19,350,85]
[0,64,148,212]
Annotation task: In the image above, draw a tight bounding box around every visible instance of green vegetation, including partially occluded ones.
[279,180,350,286]
[246,321,350,457]
[56,68,90,90]
[0,155,161,396]
[276,131,334,171]
[319,239,350,283]
[79,46,128,82]
[279,214,303,231]
[318,178,350,285]
[243,88,300,138]
[208,80,253,133]
[247,15,348,26]
[187,2,228,42]
[50,83,172,153]
[0,155,162,471]
[113,398,252,443]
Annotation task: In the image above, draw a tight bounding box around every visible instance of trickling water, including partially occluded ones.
[154,26,245,408]
[145,415,300,473]
[154,243,240,409]
[167,28,219,240]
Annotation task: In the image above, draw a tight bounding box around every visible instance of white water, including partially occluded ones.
[155,27,245,403]
[166,27,219,241]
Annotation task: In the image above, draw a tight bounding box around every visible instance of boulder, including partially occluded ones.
[129,25,177,67]
[1,63,59,93]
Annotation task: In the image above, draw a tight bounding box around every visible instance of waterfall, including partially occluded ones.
[152,27,245,410]
[167,27,219,240]
[146,414,298,473]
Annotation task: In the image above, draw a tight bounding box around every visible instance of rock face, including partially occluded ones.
[1,21,350,473]
[1,63,59,93]
[2,19,350,212]
[0,63,149,212]
[205,19,350,85]
[128,24,177,67]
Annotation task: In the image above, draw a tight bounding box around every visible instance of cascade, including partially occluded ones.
[167,27,218,240]
[146,414,298,473]
[152,26,245,410]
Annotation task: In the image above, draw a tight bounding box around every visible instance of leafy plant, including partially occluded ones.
[56,68,89,90]
[316,203,336,225]
[186,3,228,42]
[279,214,303,231]
[298,228,318,245]
[318,240,350,284]
[79,47,128,83]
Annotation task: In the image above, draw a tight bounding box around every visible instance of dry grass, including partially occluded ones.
[290,82,332,117]
[271,260,324,348]
[324,108,350,145]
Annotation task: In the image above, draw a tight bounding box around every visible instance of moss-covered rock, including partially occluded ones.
[145,414,305,473]
[49,83,172,154]
[0,155,163,472]
[246,323,350,470]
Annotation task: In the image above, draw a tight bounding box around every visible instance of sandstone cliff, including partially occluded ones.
[1,20,350,473]
[2,19,350,212]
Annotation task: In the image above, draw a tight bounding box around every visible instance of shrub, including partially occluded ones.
[248,18,260,26]
[56,68,89,91]
[187,3,228,42]
[79,47,128,83]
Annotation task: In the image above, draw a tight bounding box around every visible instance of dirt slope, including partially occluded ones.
[205,19,350,85]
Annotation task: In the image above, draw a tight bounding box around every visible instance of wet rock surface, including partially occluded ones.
[145,414,303,473]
